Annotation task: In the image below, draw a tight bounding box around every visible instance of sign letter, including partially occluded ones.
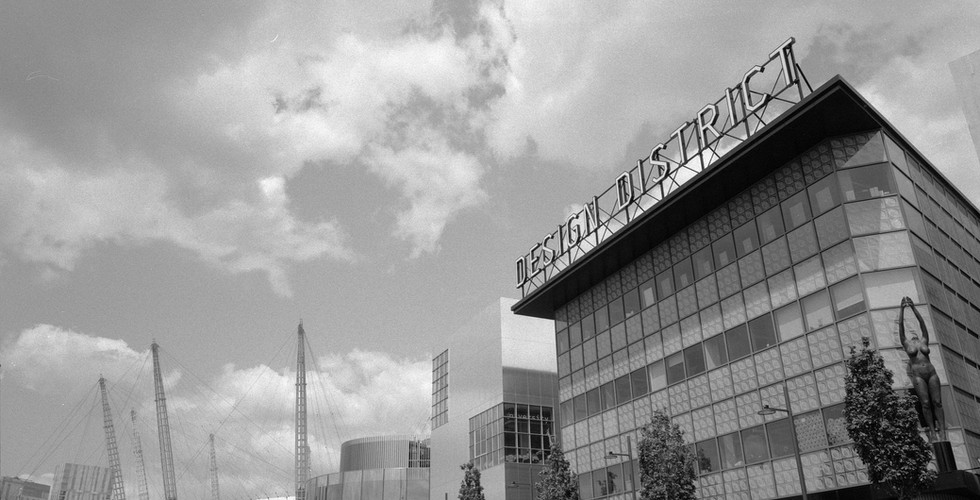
[742,65,770,113]
[616,172,635,212]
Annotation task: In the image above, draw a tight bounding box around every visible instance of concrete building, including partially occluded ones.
[513,40,980,499]
[307,435,430,500]
[47,464,112,500]
[429,298,557,500]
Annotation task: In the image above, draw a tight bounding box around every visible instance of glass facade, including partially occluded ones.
[431,350,449,429]
[469,402,555,470]
[552,131,980,499]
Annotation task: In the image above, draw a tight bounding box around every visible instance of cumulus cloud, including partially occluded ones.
[0,325,431,497]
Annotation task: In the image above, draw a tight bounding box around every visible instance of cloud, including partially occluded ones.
[0,325,431,497]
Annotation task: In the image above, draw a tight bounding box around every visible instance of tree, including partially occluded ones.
[535,440,580,500]
[637,410,697,500]
[458,462,486,500]
[844,337,936,500]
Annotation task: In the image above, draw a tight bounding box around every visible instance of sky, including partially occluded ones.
[2,1,980,498]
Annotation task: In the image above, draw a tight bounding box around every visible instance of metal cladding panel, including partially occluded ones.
[513,77,907,319]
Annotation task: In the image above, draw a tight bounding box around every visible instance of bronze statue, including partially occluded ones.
[899,296,946,441]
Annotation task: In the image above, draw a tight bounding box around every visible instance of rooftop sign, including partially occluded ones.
[516,38,809,298]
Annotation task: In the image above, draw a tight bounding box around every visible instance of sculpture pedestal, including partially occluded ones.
[933,440,955,472]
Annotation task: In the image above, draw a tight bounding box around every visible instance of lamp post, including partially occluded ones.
[605,435,637,500]
[757,383,808,500]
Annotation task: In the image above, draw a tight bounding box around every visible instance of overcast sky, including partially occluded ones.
[2,1,980,498]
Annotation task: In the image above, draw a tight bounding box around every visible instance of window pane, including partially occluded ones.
[666,352,686,385]
[694,246,714,280]
[697,439,721,473]
[582,313,596,340]
[863,268,921,309]
[884,134,909,172]
[741,426,769,464]
[749,315,778,352]
[782,190,812,230]
[717,262,742,298]
[609,297,625,326]
[766,418,795,458]
[787,223,818,263]
[700,303,724,338]
[586,388,600,416]
[674,258,695,289]
[802,290,834,332]
[631,367,649,398]
[569,322,583,346]
[615,374,632,405]
[757,206,785,244]
[774,303,805,341]
[830,277,866,319]
[853,232,914,272]
[838,131,886,169]
[762,237,791,276]
[600,381,616,411]
[557,329,570,354]
[595,305,610,332]
[734,222,760,257]
[726,325,752,361]
[794,255,826,297]
[657,270,674,297]
[713,233,737,268]
[814,206,848,248]
[640,279,657,309]
[623,289,641,318]
[718,432,744,469]
[808,173,840,216]
[845,197,906,236]
[573,393,587,422]
[704,334,728,369]
[648,360,667,391]
[685,344,706,376]
[838,163,897,202]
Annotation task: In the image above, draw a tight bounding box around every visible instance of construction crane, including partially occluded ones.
[98,376,126,500]
[152,341,178,500]
[208,434,219,500]
[131,410,150,500]
[294,323,309,500]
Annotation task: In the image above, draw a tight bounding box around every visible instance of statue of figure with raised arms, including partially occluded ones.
[899,296,946,442]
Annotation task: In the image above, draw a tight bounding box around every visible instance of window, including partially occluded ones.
[685,344,706,376]
[713,233,737,268]
[757,206,785,244]
[718,432,744,469]
[863,268,921,309]
[431,349,450,429]
[595,305,610,332]
[808,173,840,216]
[838,163,897,202]
[586,388,600,415]
[573,394,587,422]
[557,329,570,354]
[814,206,848,248]
[802,290,834,331]
[615,374,632,404]
[648,360,667,392]
[725,325,752,361]
[569,322,583,346]
[609,297,625,326]
[640,279,657,309]
[623,289,641,318]
[666,352,686,384]
[741,426,769,464]
[830,277,866,319]
[766,418,795,458]
[631,367,649,398]
[657,270,674,297]
[694,246,714,280]
[774,303,804,341]
[696,439,721,473]
[734,222,760,257]
[838,131,886,169]
[748,315,778,351]
[582,313,596,339]
[704,334,728,369]
[674,258,695,289]
[600,381,616,411]
[782,191,812,230]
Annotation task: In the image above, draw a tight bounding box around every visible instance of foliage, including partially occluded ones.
[535,440,580,500]
[637,410,697,500]
[457,462,486,500]
[843,337,936,500]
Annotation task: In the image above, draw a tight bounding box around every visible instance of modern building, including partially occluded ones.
[429,297,557,500]
[950,48,980,167]
[513,40,980,499]
[307,435,430,500]
[0,477,50,500]
[46,464,112,500]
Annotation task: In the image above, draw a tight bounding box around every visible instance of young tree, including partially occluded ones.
[457,462,486,500]
[844,337,936,500]
[535,440,580,500]
[637,410,697,500]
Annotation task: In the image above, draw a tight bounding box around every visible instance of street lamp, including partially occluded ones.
[758,383,808,500]
[604,435,637,500]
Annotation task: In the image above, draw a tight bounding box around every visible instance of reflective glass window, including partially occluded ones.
[609,297,625,326]
[557,329,570,354]
[623,289,641,318]
[774,302,805,341]
[640,279,657,309]
[734,222,760,257]
[586,388,600,416]
[631,367,649,398]
[718,432,744,469]
[839,131,886,169]
[884,134,908,172]
[830,277,866,319]
[573,393,587,422]
[838,163,897,202]
[864,268,920,309]
[569,322,583,346]
[674,258,695,289]
[782,191,812,230]
[685,344,706,376]
[694,246,714,280]
[704,334,728,370]
[895,168,917,204]
[762,238,791,276]
[697,439,721,473]
[748,315,778,352]
[845,197,906,236]
[615,374,632,405]
[766,418,795,458]
[666,352,686,385]
[595,305,610,333]
[581,314,596,340]
[600,381,616,411]
[649,360,667,392]
[713,233,737,268]
[853,232,914,272]
[802,290,834,332]
[606,464,624,495]
[757,206,785,244]
[741,426,769,464]
[596,330,612,358]
[808,173,840,216]
[787,223,818,263]
[814,206,848,248]
[657,270,674,297]
[583,338,597,365]
[726,325,752,361]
